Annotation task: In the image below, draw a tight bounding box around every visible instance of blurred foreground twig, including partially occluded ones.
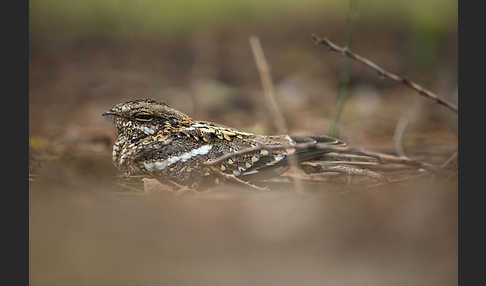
[441,151,458,169]
[393,115,409,158]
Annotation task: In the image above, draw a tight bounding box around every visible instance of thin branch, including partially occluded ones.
[364,164,421,172]
[205,142,441,173]
[322,152,378,162]
[311,34,458,114]
[441,151,458,169]
[209,166,269,191]
[301,161,384,180]
[310,161,379,166]
[250,36,304,193]
[344,146,440,172]
[320,165,384,180]
[365,172,429,189]
[205,142,316,166]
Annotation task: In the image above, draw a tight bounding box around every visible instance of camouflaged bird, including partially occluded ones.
[102,99,345,189]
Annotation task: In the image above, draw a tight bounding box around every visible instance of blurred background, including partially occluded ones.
[29,0,457,285]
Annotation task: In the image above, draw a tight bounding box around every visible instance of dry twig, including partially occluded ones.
[205,142,441,173]
[209,166,269,191]
[205,142,316,166]
[301,162,385,181]
[342,146,440,172]
[249,36,288,133]
[322,152,378,162]
[441,151,458,169]
[250,36,304,193]
[366,172,429,189]
[311,34,458,114]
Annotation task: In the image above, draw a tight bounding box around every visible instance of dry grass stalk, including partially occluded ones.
[249,36,288,133]
[249,36,304,193]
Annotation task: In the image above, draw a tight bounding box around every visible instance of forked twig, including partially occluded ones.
[311,34,458,114]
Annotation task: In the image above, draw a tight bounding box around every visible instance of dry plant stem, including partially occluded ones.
[209,167,269,191]
[249,36,304,193]
[249,36,288,133]
[316,165,384,180]
[205,142,440,173]
[311,34,458,114]
[365,164,419,172]
[313,161,379,166]
[300,161,385,182]
[366,172,429,189]
[322,152,378,162]
[441,151,458,169]
[305,172,342,178]
[205,142,316,166]
[343,147,440,172]
[393,116,409,157]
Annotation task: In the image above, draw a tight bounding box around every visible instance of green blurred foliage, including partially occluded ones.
[30,0,456,38]
[29,136,47,150]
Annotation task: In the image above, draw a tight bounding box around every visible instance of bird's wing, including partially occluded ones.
[238,134,346,181]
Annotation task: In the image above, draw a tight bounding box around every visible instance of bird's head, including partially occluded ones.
[102,99,193,140]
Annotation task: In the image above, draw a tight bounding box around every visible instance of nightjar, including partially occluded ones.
[102,99,345,189]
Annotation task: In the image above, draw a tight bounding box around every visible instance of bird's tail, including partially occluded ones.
[245,135,393,184]
[290,135,345,162]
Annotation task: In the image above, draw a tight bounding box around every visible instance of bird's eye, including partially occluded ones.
[134,113,153,122]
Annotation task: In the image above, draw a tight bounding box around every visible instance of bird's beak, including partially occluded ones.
[101,110,117,117]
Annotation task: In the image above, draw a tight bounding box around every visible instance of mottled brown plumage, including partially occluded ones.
[103,98,344,189]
